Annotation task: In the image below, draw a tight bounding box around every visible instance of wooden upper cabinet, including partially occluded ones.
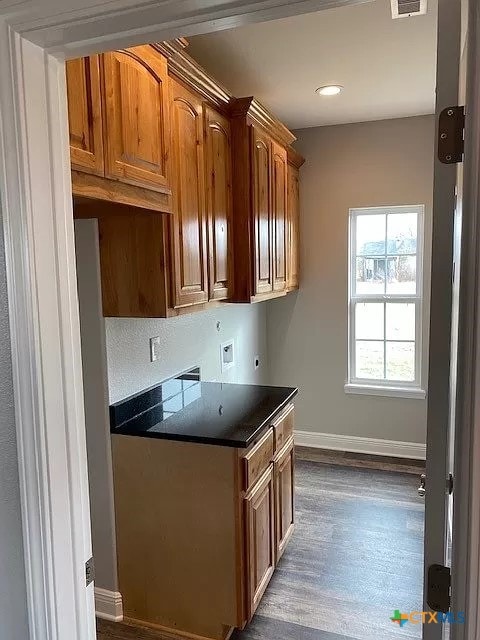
[98,212,169,318]
[204,106,233,301]
[287,165,300,291]
[66,56,104,176]
[251,126,273,297]
[102,46,170,193]
[230,97,300,303]
[272,141,287,293]
[245,466,275,622]
[286,148,304,291]
[169,79,209,308]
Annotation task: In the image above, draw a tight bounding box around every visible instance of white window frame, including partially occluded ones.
[345,205,426,399]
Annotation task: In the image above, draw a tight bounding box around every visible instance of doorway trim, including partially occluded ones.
[0,1,477,639]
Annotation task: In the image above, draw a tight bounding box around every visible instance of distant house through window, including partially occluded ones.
[345,205,426,399]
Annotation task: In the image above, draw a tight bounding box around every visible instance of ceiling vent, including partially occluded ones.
[391,0,427,18]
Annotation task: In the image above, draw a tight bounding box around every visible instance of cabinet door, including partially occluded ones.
[169,79,209,308]
[286,164,300,290]
[272,141,288,293]
[245,466,275,621]
[102,46,170,192]
[251,126,273,297]
[66,56,104,175]
[274,438,295,562]
[204,107,232,300]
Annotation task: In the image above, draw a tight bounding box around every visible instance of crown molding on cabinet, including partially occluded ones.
[153,39,232,110]
[287,145,305,169]
[230,96,296,147]
[154,39,297,147]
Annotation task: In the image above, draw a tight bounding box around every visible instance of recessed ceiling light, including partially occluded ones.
[316,85,343,96]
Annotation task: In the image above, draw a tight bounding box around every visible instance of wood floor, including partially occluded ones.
[97,451,425,640]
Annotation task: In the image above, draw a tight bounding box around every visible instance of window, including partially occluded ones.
[345,205,426,399]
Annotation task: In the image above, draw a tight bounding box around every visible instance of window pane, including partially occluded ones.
[386,342,415,381]
[356,341,384,379]
[355,257,386,294]
[387,213,417,255]
[356,214,386,256]
[386,255,417,294]
[355,303,384,340]
[386,303,415,340]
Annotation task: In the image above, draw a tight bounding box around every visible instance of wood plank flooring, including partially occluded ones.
[97,452,425,640]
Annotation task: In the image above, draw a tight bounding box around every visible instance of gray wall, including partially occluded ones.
[75,219,269,591]
[75,220,118,592]
[106,306,268,404]
[266,115,435,444]
[0,207,29,638]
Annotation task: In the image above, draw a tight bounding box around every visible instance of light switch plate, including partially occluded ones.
[150,336,161,362]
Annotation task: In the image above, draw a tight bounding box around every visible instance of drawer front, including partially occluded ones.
[272,403,294,452]
[244,429,274,491]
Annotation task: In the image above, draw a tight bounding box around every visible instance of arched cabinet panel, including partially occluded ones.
[272,141,287,293]
[169,79,208,308]
[251,126,273,297]
[204,106,233,301]
[102,46,170,193]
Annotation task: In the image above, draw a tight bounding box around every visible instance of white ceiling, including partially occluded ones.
[187,0,438,130]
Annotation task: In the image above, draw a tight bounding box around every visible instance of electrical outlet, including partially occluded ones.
[254,355,260,370]
[150,336,161,362]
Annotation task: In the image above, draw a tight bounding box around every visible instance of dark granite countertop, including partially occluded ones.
[110,369,297,448]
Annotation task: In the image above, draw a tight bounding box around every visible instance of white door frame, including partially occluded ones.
[451,1,480,638]
[0,1,476,639]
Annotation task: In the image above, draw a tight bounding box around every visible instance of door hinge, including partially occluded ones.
[438,106,465,164]
[448,473,454,495]
[427,564,451,613]
[85,557,95,587]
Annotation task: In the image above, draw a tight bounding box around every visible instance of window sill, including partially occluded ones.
[344,383,426,400]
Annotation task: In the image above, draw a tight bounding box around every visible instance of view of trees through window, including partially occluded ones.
[349,206,423,386]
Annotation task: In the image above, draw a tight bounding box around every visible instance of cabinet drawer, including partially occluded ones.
[243,429,274,491]
[272,404,294,452]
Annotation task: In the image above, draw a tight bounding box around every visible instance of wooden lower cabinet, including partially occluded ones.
[274,437,295,562]
[112,405,296,640]
[245,466,276,621]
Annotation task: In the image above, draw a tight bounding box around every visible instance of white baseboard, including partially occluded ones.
[95,588,123,622]
[294,430,426,460]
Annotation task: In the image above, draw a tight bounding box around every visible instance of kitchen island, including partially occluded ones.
[110,369,297,640]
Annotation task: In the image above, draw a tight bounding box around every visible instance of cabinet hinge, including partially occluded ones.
[85,557,95,587]
[438,106,465,164]
[427,564,451,613]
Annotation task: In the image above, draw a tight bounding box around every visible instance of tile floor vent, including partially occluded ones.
[391,0,427,18]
